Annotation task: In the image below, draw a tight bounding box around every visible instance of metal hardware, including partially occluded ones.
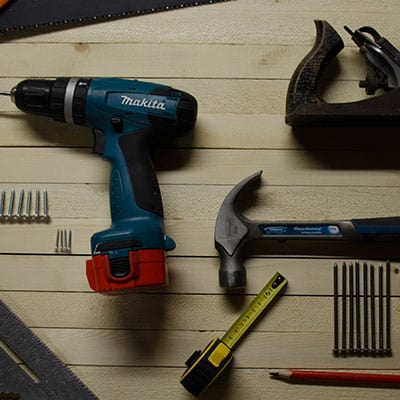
[41,189,50,222]
[33,190,40,222]
[333,263,339,355]
[0,190,5,222]
[363,261,369,353]
[0,189,50,223]
[7,190,15,221]
[386,261,392,354]
[24,190,32,222]
[55,229,72,253]
[334,260,393,357]
[15,189,24,222]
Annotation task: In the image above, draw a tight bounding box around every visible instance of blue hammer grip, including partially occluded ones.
[352,217,400,241]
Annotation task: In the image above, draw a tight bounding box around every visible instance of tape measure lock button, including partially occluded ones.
[208,342,231,367]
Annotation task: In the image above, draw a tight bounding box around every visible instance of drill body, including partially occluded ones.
[12,77,197,293]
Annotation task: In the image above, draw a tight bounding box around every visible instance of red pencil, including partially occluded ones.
[270,369,400,386]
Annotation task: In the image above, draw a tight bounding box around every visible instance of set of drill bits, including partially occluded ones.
[333,261,392,356]
[0,189,50,223]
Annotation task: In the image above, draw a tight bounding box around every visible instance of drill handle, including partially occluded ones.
[105,128,163,227]
[113,128,163,220]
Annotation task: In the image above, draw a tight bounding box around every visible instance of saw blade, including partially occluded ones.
[0,299,98,399]
[0,0,230,33]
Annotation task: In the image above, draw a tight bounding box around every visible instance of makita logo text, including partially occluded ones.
[120,95,166,110]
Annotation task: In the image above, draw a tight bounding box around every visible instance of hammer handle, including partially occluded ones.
[257,217,400,241]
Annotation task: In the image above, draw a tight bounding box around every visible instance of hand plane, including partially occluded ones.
[286,20,400,126]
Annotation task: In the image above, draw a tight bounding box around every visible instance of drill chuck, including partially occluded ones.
[13,78,90,124]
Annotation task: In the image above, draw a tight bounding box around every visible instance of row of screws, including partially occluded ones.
[333,260,391,356]
[0,190,50,223]
[55,229,72,253]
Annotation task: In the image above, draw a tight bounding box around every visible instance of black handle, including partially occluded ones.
[118,129,163,218]
[286,20,344,125]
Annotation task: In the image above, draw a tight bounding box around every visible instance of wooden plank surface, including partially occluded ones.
[1,1,400,399]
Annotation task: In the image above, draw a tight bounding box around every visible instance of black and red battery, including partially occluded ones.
[86,249,168,293]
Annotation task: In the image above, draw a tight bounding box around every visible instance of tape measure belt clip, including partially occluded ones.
[180,338,233,396]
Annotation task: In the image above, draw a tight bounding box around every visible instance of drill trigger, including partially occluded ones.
[92,129,105,155]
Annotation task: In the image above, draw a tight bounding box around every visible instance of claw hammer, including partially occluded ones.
[214,171,400,288]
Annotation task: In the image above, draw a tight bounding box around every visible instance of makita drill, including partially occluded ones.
[3,78,197,293]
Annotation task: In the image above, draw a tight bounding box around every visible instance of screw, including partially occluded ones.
[62,229,66,252]
[41,189,50,223]
[55,229,72,253]
[55,229,60,252]
[68,229,72,253]
[7,190,15,222]
[16,190,24,222]
[33,190,40,222]
[0,191,5,222]
[23,191,32,222]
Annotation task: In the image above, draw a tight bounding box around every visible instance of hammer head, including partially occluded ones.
[214,171,262,288]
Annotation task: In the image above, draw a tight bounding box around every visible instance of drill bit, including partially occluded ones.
[0,91,10,96]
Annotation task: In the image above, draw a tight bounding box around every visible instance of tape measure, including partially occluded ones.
[180,272,288,396]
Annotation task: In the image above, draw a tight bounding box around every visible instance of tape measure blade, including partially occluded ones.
[221,272,287,349]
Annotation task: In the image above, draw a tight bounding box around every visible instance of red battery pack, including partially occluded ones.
[86,249,167,293]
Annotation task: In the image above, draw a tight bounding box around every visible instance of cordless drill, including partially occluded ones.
[5,78,197,293]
